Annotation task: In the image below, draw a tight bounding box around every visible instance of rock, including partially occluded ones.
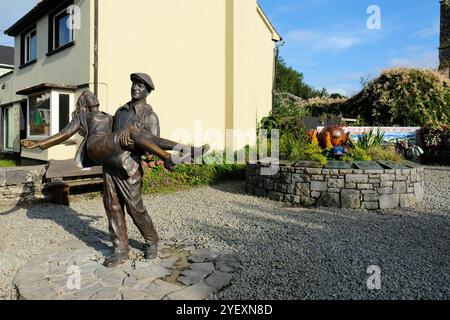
[165,280,215,300]
[379,194,400,209]
[90,287,119,300]
[120,288,146,300]
[178,269,211,285]
[205,271,233,290]
[190,262,216,274]
[400,194,417,208]
[341,190,361,209]
[99,272,126,287]
[414,182,424,201]
[346,174,368,184]
[310,181,327,192]
[328,179,345,189]
[362,202,379,210]
[215,254,240,273]
[294,183,310,196]
[317,192,340,207]
[393,181,407,194]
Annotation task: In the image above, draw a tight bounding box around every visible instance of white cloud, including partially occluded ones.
[285,29,361,53]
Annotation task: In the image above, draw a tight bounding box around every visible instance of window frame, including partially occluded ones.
[20,26,37,66]
[26,90,74,140]
[51,5,75,51]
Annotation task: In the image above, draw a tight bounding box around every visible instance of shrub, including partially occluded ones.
[420,125,450,152]
[345,68,450,126]
[278,132,327,165]
[367,146,403,162]
[141,153,246,194]
[355,128,385,150]
[343,147,372,162]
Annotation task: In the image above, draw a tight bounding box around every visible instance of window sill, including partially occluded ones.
[19,59,37,70]
[46,41,75,57]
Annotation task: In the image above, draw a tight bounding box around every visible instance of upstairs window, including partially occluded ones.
[21,28,37,65]
[54,8,73,49]
[49,2,75,52]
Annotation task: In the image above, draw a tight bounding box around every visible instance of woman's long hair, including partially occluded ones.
[73,90,100,117]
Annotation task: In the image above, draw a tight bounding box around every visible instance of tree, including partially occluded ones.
[275,56,327,99]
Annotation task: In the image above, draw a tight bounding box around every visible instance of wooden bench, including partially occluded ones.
[45,159,103,205]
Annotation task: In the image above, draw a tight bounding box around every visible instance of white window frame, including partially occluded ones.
[53,6,74,50]
[27,90,74,140]
[24,29,37,63]
[3,106,15,152]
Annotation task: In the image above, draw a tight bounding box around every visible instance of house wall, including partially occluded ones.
[98,0,278,151]
[1,0,94,160]
[0,66,14,77]
[98,0,227,150]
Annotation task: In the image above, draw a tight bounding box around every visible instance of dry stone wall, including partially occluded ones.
[246,163,425,210]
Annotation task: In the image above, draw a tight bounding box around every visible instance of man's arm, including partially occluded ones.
[144,112,160,137]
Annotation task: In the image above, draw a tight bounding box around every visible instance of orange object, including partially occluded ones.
[319,125,346,149]
[307,129,319,145]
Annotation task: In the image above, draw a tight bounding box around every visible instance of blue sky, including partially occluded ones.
[0,0,440,96]
[259,0,440,96]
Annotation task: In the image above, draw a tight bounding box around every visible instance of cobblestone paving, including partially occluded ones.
[14,236,239,300]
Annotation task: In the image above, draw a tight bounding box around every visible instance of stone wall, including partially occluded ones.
[0,165,48,204]
[246,164,425,210]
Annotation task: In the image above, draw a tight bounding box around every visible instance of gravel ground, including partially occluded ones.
[0,169,449,300]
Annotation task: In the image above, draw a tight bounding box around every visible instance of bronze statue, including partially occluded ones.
[22,73,209,267]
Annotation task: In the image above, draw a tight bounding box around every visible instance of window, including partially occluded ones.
[28,92,51,137]
[21,28,36,65]
[27,91,74,139]
[59,94,70,131]
[52,7,74,50]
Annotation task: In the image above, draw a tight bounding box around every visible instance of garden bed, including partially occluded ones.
[246,160,425,210]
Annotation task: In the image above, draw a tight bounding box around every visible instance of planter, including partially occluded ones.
[246,160,425,210]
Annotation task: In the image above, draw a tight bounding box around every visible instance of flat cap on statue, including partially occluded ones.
[130,73,155,92]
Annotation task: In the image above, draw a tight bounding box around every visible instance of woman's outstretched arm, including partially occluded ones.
[21,115,82,150]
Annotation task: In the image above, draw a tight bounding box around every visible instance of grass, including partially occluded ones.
[0,160,16,167]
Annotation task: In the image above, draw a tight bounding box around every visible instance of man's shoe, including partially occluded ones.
[104,251,129,268]
[144,244,158,260]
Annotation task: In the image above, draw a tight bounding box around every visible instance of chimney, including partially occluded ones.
[439,0,450,76]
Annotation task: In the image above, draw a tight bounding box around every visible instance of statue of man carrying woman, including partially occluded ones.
[22,73,209,267]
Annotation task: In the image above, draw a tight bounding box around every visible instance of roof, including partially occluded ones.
[257,3,282,42]
[4,0,70,37]
[0,45,14,66]
[16,83,77,95]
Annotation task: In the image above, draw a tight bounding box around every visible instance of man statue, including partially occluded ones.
[103,73,163,268]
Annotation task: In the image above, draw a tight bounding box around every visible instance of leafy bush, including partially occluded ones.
[343,147,372,162]
[420,125,450,152]
[260,94,309,138]
[345,68,450,126]
[355,128,385,150]
[141,154,246,194]
[278,132,327,165]
[367,146,403,162]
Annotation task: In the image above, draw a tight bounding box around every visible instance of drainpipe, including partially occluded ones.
[94,0,99,96]
[272,42,283,111]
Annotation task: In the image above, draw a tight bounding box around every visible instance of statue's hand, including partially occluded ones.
[119,128,134,150]
[21,140,40,149]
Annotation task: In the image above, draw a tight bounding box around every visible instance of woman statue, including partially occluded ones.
[21,90,209,177]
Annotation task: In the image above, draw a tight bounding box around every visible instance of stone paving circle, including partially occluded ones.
[14,235,240,300]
